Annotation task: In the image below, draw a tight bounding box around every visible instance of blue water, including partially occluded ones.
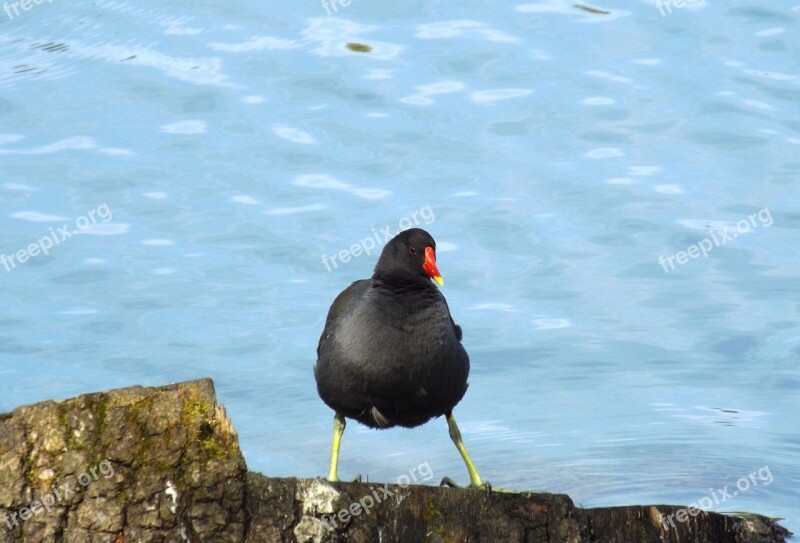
[2,0,799,534]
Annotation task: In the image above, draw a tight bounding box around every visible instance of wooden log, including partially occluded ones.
[0,379,790,543]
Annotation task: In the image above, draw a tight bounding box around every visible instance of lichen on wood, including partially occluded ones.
[0,379,245,543]
[0,379,791,543]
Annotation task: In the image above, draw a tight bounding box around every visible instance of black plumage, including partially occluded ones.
[314,228,485,487]
[314,228,469,429]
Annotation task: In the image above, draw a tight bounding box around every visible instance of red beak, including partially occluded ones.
[423,246,444,286]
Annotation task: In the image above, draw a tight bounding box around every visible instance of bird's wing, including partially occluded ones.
[438,293,463,342]
[316,279,370,357]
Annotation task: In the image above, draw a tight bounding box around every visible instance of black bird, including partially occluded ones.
[314,228,485,487]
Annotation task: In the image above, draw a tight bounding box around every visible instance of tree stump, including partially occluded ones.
[0,379,790,543]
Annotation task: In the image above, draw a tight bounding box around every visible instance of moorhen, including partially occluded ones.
[314,228,485,488]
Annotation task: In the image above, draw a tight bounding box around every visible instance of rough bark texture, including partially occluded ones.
[0,379,245,543]
[0,379,791,543]
[247,475,790,543]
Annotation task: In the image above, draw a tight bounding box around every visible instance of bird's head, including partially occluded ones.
[374,228,444,286]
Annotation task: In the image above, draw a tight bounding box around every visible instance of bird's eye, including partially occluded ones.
[408,246,417,255]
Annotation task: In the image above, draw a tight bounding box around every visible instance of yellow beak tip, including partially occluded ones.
[433,276,444,286]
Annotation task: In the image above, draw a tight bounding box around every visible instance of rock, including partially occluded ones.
[0,379,791,543]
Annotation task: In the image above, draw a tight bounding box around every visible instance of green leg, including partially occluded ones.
[446,413,486,488]
[327,413,346,482]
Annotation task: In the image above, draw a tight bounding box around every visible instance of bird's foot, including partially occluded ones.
[439,476,492,493]
[325,473,362,484]
[440,477,520,494]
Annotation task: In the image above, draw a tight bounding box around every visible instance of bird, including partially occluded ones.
[314,227,485,488]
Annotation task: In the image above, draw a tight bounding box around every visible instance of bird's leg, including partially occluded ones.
[327,413,346,482]
[445,412,488,489]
